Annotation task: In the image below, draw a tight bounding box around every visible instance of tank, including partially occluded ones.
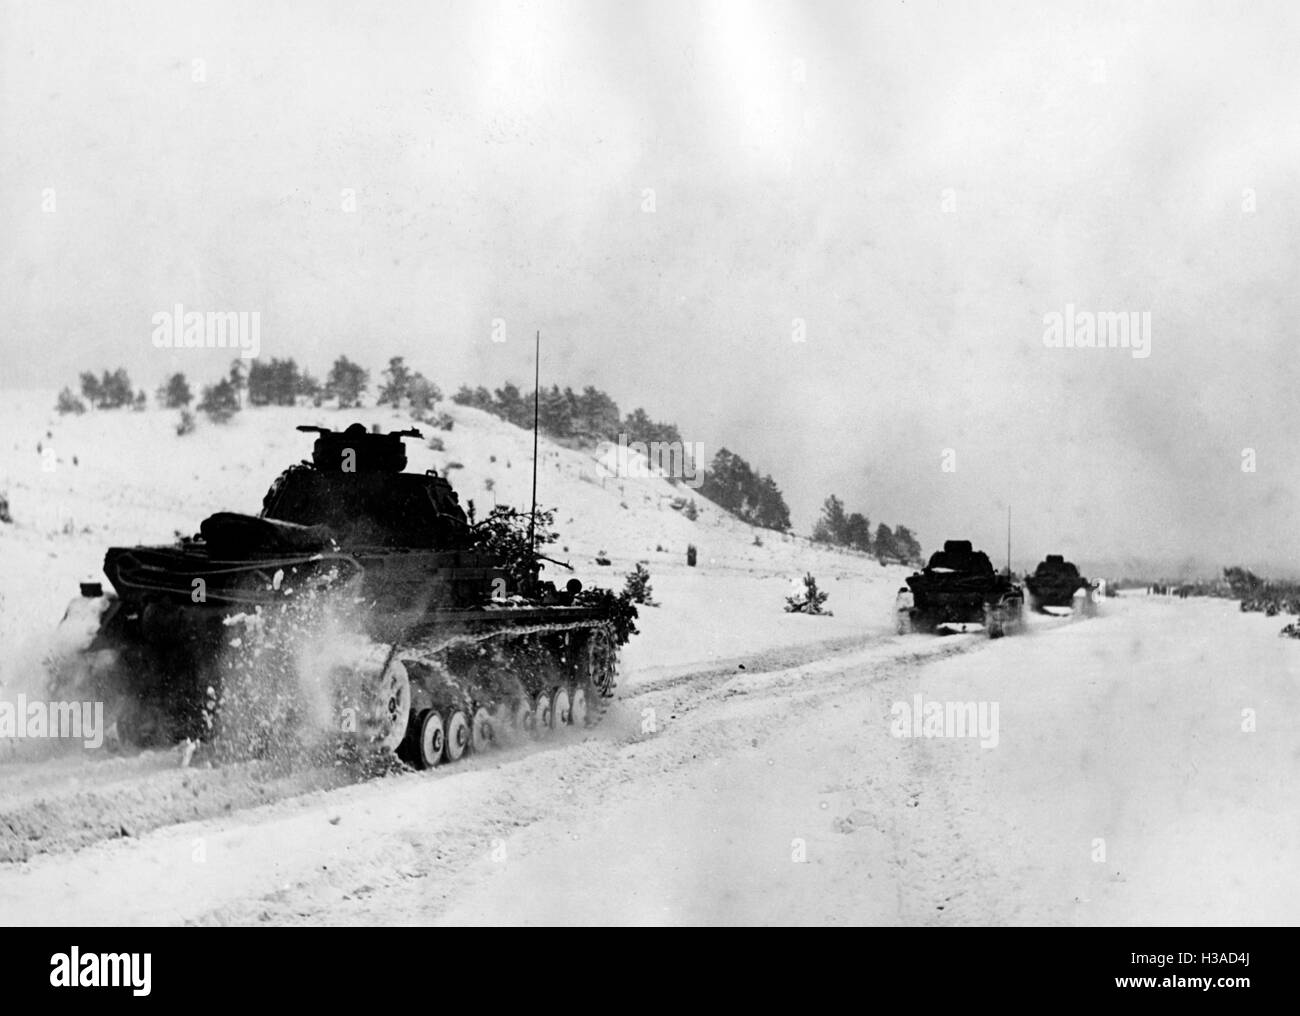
[895,539,1024,638]
[45,423,636,768]
[1024,554,1096,615]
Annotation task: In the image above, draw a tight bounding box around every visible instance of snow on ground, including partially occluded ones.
[0,390,899,693]
[379,596,1300,927]
[2,596,1297,925]
[2,391,1298,925]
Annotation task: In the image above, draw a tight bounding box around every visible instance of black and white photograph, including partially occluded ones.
[0,0,1293,973]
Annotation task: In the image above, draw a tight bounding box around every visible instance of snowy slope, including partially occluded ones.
[0,390,906,695]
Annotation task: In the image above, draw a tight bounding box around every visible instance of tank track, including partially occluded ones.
[390,619,618,769]
[44,597,622,766]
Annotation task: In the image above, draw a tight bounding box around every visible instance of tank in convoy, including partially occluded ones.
[1024,554,1097,616]
[895,539,1024,638]
[46,423,636,768]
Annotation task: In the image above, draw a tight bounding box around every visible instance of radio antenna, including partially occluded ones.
[1006,504,1012,576]
[528,330,540,556]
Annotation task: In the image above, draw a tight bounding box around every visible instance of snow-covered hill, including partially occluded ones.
[0,391,907,692]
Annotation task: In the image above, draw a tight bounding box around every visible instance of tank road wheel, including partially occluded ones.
[490,702,513,740]
[586,627,617,699]
[114,697,170,748]
[512,696,536,735]
[568,625,618,730]
[445,709,471,762]
[341,645,411,753]
[113,699,142,747]
[470,707,494,753]
[412,709,446,769]
[985,605,1005,639]
[894,590,915,635]
[364,656,412,752]
[1005,597,1024,634]
[552,687,572,727]
[535,691,554,732]
[570,685,590,728]
[984,598,1021,639]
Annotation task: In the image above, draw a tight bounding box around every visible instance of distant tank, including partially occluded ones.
[46,423,635,767]
[895,540,1024,638]
[1024,554,1096,616]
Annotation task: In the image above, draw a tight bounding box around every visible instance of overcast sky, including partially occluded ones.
[3,0,1298,575]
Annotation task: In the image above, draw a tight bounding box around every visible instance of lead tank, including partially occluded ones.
[895,539,1024,638]
[46,423,635,768]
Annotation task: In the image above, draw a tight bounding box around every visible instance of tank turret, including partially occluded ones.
[297,423,421,473]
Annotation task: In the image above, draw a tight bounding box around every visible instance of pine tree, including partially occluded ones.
[539,385,576,437]
[699,448,790,532]
[198,379,240,423]
[577,386,621,440]
[875,523,896,562]
[492,382,529,427]
[297,370,322,405]
[56,388,86,415]
[755,474,791,531]
[452,385,492,410]
[228,359,247,409]
[893,525,923,565]
[623,563,658,606]
[247,358,302,406]
[325,356,369,408]
[845,512,872,553]
[408,373,441,421]
[813,495,848,544]
[79,371,102,409]
[98,368,133,408]
[377,356,413,407]
[157,373,193,409]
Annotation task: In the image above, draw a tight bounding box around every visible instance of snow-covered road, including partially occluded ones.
[2,593,1295,925]
[428,595,1300,926]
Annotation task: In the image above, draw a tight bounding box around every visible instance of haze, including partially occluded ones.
[3,0,1298,577]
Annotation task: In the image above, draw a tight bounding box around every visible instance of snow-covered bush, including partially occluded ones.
[785,573,832,615]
